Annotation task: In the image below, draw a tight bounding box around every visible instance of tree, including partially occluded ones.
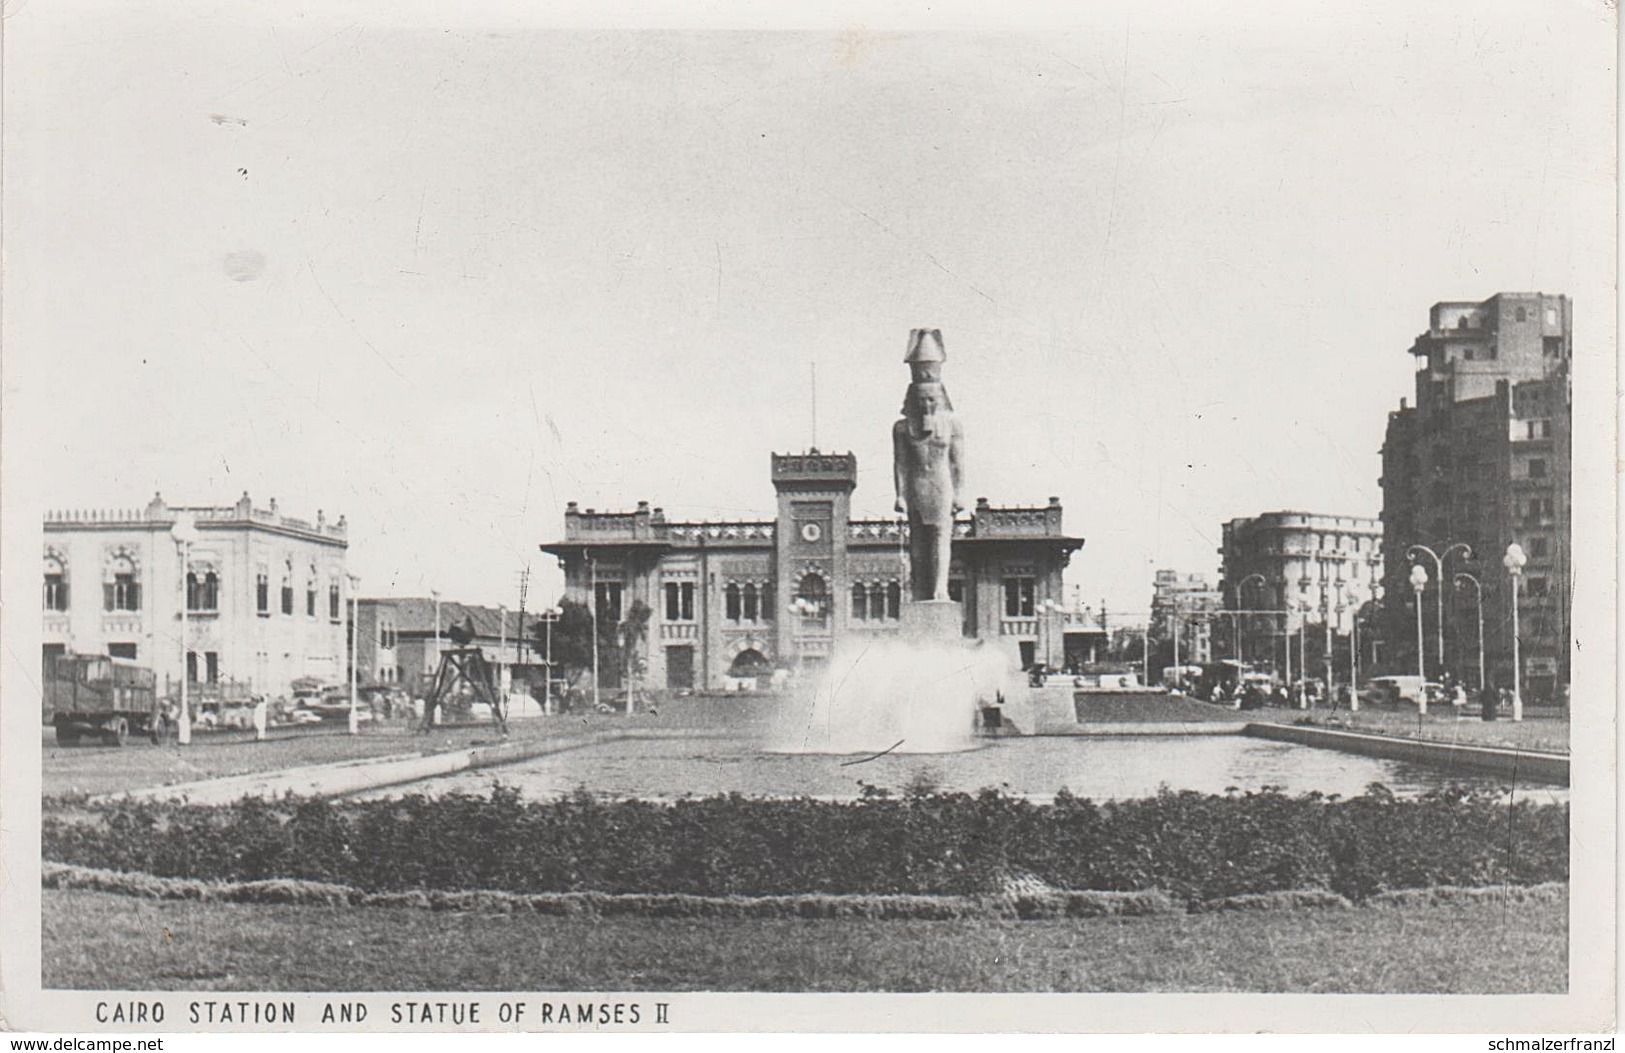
[619,600,652,704]
[532,597,653,695]
[531,599,600,683]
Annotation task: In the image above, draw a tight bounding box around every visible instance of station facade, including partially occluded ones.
[541,450,1084,690]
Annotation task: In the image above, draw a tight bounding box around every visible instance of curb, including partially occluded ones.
[1242,722,1569,786]
[42,862,1567,919]
[90,733,623,806]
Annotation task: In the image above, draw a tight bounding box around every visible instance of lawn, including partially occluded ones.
[42,888,1565,993]
[1072,692,1240,723]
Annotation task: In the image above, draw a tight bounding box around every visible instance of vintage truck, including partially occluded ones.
[44,653,168,746]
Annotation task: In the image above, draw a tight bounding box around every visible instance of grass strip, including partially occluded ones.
[42,886,1568,993]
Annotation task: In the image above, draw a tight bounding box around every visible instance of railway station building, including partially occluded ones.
[541,450,1085,691]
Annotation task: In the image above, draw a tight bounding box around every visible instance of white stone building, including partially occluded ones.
[43,492,350,699]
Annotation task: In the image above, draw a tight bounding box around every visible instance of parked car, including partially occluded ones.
[1359,676,1445,709]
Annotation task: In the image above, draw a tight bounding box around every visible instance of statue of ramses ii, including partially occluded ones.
[892,328,966,603]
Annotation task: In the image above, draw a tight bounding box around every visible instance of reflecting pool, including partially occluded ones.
[356,731,1568,804]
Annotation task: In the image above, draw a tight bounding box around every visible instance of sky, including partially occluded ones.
[3,0,1615,623]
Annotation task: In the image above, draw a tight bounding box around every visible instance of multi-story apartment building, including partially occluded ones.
[42,492,350,698]
[1379,292,1572,698]
[540,450,1085,689]
[1218,511,1384,678]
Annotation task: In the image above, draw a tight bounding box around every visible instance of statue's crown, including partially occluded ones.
[905,328,946,366]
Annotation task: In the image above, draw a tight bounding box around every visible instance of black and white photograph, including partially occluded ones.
[0,0,1616,1037]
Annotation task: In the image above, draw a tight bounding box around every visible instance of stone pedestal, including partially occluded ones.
[899,599,963,646]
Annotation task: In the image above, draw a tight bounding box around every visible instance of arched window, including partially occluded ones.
[886,581,902,620]
[760,583,774,621]
[187,569,219,611]
[796,573,827,625]
[281,560,294,615]
[669,581,694,621]
[306,565,318,617]
[329,580,341,620]
[725,583,741,621]
[728,648,772,679]
[870,583,886,621]
[742,583,758,622]
[851,582,868,621]
[43,553,68,612]
[104,552,140,612]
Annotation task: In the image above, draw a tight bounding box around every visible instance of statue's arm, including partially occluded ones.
[949,420,966,513]
[891,421,907,514]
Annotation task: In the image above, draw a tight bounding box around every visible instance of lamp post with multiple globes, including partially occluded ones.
[1503,543,1527,722]
[169,513,200,746]
[1453,571,1486,694]
[1410,563,1429,716]
[1406,542,1472,670]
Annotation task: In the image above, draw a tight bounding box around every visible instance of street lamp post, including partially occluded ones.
[1296,602,1308,708]
[1407,543,1472,671]
[1410,563,1429,715]
[1347,613,1360,712]
[1503,543,1526,722]
[1341,586,1360,712]
[1170,600,1180,686]
[588,557,600,713]
[1281,607,1291,690]
[1038,597,1064,675]
[539,606,563,714]
[1349,604,1359,687]
[169,513,199,746]
[347,574,361,735]
[1236,573,1267,668]
[1321,595,1334,706]
[1453,572,1486,694]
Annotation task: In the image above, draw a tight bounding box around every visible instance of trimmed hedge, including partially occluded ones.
[42,784,1566,906]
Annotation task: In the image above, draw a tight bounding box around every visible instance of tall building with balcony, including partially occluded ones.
[540,450,1084,690]
[1379,292,1572,698]
[1218,511,1384,679]
[42,492,350,699]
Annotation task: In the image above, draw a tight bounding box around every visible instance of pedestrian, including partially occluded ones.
[1480,680,1499,722]
[251,696,268,741]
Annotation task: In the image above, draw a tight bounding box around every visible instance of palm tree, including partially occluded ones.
[618,600,652,711]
